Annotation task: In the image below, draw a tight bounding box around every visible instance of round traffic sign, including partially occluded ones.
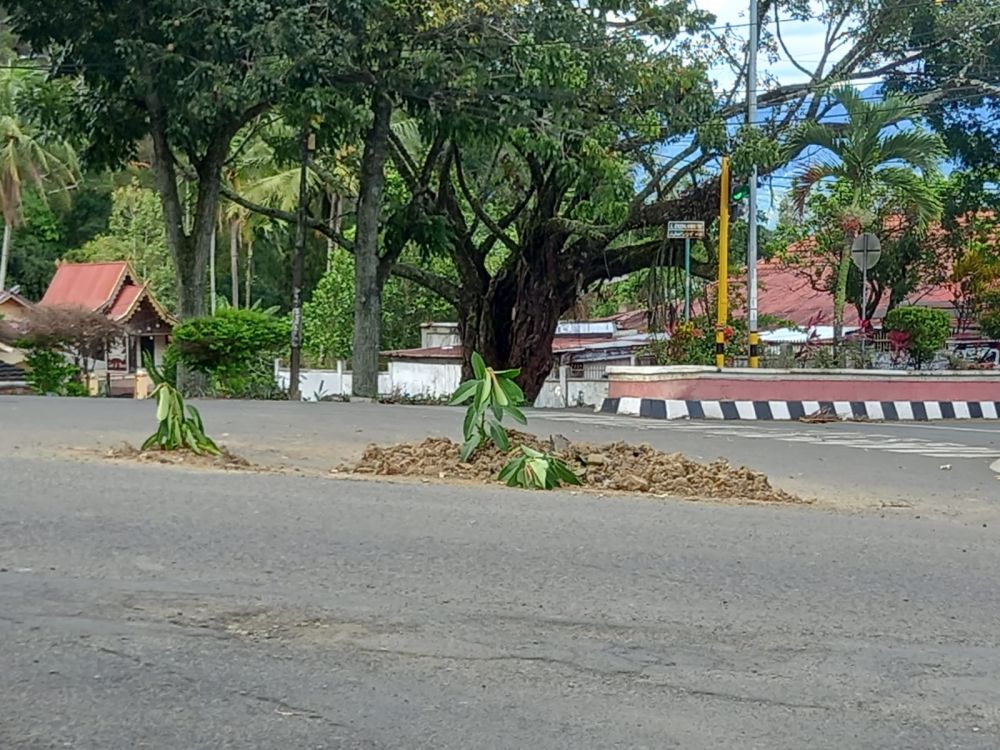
[851,233,882,271]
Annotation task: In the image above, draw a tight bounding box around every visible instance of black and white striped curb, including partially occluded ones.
[600,397,1000,421]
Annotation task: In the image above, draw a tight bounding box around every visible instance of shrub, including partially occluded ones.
[978,292,1000,340]
[23,347,81,395]
[883,306,951,368]
[170,308,289,397]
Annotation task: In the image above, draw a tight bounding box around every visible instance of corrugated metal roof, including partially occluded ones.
[108,284,143,321]
[0,361,26,382]
[40,261,129,311]
[0,289,33,308]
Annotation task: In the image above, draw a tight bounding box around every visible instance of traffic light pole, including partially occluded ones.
[747,0,760,368]
[684,237,692,321]
[716,156,730,370]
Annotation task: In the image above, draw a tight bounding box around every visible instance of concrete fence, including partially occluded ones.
[602,365,1000,421]
[275,360,610,408]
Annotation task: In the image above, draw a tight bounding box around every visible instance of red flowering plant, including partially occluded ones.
[642,319,736,366]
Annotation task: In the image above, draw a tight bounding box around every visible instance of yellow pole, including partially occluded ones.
[715,156,730,369]
[748,331,760,368]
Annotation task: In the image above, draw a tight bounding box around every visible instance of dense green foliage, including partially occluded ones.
[23,348,83,396]
[170,308,289,396]
[883,307,952,368]
[978,293,1000,341]
[302,248,455,365]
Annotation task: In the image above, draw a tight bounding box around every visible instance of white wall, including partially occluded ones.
[388,361,462,398]
[275,359,608,407]
[275,362,392,401]
[534,380,609,409]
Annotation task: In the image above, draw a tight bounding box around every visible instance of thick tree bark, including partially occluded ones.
[460,269,568,403]
[449,181,721,401]
[351,93,393,399]
[0,221,12,291]
[148,100,229,392]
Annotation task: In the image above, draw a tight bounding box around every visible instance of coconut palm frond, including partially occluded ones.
[390,115,425,157]
[791,163,843,214]
[876,167,943,229]
[877,129,947,173]
[784,120,844,162]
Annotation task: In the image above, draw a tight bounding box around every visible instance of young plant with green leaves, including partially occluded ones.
[499,446,582,491]
[142,355,220,455]
[450,352,526,461]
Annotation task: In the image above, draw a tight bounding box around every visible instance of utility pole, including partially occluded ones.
[747,0,760,368]
[716,156,731,370]
[288,119,312,401]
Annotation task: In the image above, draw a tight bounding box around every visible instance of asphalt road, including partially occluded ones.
[4,454,1000,749]
[2,396,998,515]
[2,397,1000,748]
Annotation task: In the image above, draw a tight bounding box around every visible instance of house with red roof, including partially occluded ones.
[39,261,175,372]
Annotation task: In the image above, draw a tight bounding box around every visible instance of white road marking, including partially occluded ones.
[535,412,1000,461]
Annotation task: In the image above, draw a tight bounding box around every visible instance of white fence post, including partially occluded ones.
[559,365,569,407]
[336,359,345,396]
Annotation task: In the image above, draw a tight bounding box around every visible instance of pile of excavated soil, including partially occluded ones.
[341,431,804,504]
[105,443,262,472]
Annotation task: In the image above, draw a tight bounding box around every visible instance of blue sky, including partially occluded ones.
[683,1,870,222]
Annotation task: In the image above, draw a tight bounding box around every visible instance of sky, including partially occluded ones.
[686,1,860,222]
[694,0,846,92]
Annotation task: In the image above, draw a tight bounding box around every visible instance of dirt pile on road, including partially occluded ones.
[342,432,804,504]
[105,443,262,471]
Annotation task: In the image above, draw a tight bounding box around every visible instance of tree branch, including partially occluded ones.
[774,10,814,80]
[453,147,520,253]
[390,262,460,304]
[388,129,419,191]
[219,183,355,251]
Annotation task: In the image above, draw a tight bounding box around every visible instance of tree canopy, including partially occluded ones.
[7,0,1000,397]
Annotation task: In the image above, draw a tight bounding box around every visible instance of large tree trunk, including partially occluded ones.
[459,254,570,403]
[0,221,11,291]
[351,93,393,399]
[148,105,227,391]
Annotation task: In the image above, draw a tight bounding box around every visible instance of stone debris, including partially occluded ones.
[342,431,805,504]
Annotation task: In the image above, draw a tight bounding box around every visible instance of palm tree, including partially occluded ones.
[788,87,946,343]
[0,68,78,290]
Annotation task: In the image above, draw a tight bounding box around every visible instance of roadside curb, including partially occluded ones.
[599,398,1000,421]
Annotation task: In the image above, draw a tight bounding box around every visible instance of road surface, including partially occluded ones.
[2,396,997,515]
[2,397,1000,748]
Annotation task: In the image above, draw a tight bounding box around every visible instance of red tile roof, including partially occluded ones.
[40,261,129,311]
